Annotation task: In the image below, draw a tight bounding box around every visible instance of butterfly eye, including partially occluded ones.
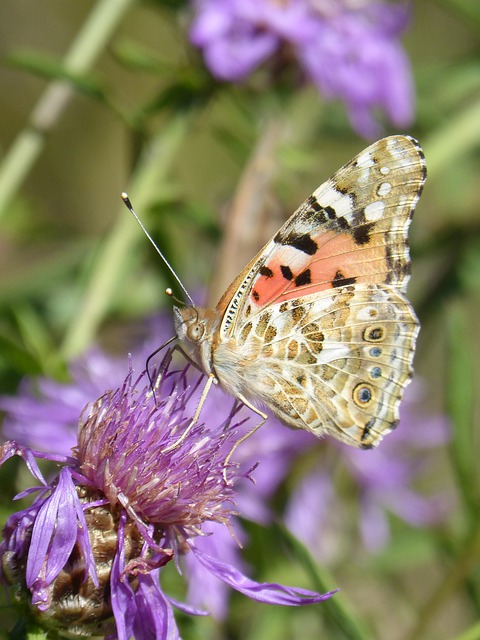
[186,322,205,342]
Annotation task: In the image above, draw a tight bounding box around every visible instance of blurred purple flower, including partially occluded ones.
[0,355,335,638]
[190,0,414,136]
[284,382,451,557]
[0,318,173,454]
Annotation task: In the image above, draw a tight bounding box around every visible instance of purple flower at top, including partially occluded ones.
[0,353,335,639]
[190,0,414,136]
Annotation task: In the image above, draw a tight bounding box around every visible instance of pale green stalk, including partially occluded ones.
[0,0,136,218]
[452,620,480,640]
[60,113,192,359]
[424,96,480,178]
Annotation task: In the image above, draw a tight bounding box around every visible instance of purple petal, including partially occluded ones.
[0,441,48,486]
[133,571,180,640]
[184,521,247,619]
[168,596,209,617]
[358,497,390,552]
[284,469,337,561]
[190,544,337,605]
[26,468,80,608]
[111,513,136,640]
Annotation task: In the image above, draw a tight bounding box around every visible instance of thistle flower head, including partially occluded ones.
[0,352,334,639]
[76,363,239,535]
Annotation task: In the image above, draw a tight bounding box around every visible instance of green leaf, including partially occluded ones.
[7,50,106,101]
[272,522,371,640]
[9,305,67,379]
[113,39,178,74]
[446,303,477,521]
[452,619,480,640]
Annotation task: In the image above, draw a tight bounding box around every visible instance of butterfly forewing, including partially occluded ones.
[218,135,425,339]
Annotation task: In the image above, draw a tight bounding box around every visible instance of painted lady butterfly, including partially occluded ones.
[170,136,424,448]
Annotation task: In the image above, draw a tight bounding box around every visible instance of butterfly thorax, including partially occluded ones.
[173,306,220,375]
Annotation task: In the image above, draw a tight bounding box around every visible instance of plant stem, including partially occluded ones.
[0,0,135,218]
[405,522,480,640]
[424,95,480,179]
[60,112,192,359]
[451,620,480,640]
[207,111,290,306]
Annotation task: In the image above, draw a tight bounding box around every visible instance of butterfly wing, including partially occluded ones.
[217,135,425,338]
[218,286,418,447]
[211,135,425,447]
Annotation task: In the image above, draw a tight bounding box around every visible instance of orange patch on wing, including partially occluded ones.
[251,231,386,307]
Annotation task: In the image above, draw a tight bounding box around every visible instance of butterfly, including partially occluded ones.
[165,135,425,449]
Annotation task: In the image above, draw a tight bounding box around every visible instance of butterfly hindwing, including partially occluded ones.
[218,284,419,448]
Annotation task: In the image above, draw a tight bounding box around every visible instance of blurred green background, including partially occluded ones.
[0,1,479,639]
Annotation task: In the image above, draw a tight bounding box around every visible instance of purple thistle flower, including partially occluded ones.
[190,0,414,137]
[0,354,335,639]
[0,347,151,455]
[0,314,450,618]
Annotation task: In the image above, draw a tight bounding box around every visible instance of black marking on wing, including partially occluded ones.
[294,269,311,287]
[274,231,318,255]
[332,270,357,288]
[353,222,375,245]
[280,265,293,281]
[260,265,274,278]
[385,244,411,284]
[321,205,350,231]
[305,196,328,223]
[324,205,337,219]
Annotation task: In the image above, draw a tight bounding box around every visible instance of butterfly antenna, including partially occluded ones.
[165,288,185,306]
[121,192,195,307]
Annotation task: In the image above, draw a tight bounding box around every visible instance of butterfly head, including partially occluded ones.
[173,305,219,375]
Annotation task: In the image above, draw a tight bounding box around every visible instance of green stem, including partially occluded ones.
[60,112,192,359]
[446,303,477,519]
[0,0,136,218]
[405,522,480,640]
[451,620,480,640]
[274,522,371,640]
[424,95,480,179]
[207,111,290,305]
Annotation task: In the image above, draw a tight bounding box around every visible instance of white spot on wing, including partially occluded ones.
[364,201,385,221]
[377,182,392,197]
[357,306,377,321]
[317,343,350,365]
[380,166,391,175]
[315,180,355,223]
[356,151,376,169]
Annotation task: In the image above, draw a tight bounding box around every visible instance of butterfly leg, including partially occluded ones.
[162,373,218,454]
[223,394,268,483]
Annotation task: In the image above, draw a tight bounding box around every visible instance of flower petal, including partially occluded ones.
[111,512,136,640]
[134,571,180,640]
[26,468,80,608]
[189,544,337,605]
